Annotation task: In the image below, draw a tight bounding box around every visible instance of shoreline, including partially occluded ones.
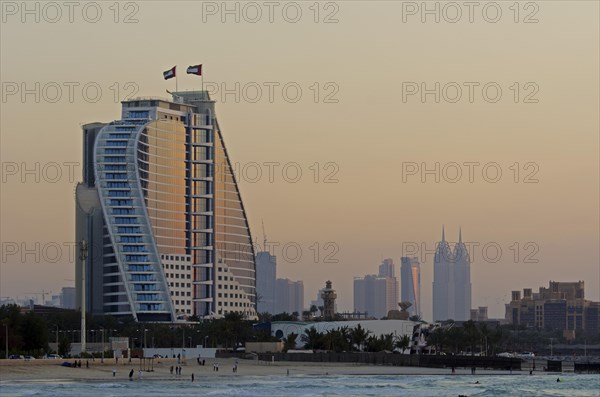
[0,358,564,382]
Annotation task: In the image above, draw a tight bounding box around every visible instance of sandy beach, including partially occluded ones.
[0,357,535,382]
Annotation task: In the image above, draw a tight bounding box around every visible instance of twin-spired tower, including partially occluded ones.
[432,227,472,321]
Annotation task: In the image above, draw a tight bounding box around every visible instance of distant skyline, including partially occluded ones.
[1,2,599,322]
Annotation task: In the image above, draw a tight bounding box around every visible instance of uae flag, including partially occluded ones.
[163,66,176,80]
[186,64,202,76]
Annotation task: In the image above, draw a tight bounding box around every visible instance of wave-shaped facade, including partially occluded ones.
[76,92,257,322]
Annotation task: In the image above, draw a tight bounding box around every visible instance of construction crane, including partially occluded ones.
[25,290,51,305]
[261,219,267,249]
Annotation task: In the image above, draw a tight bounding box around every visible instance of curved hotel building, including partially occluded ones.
[75,92,257,322]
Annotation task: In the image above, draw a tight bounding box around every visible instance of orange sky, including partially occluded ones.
[1,1,598,320]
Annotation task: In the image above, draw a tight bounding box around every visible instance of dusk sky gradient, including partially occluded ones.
[1,1,598,321]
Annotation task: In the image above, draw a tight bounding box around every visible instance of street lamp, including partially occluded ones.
[143,329,148,350]
[548,338,555,357]
[4,324,8,359]
[188,336,192,348]
[204,335,208,348]
[100,328,105,363]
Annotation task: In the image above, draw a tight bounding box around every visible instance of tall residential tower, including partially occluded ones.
[75,92,257,322]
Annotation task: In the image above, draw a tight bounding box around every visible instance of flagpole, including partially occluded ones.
[176,72,179,92]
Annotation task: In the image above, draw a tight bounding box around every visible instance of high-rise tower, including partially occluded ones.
[75,92,257,321]
[400,256,421,317]
[432,227,471,321]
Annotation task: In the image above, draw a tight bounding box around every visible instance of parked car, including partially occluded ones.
[45,354,62,359]
[24,356,36,361]
[8,354,24,359]
[518,352,535,359]
[497,352,514,358]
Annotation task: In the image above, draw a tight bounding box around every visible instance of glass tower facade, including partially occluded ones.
[76,92,257,322]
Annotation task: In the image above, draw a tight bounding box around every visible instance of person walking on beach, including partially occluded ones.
[191,373,194,382]
[170,366,173,374]
[129,369,134,380]
[112,368,116,377]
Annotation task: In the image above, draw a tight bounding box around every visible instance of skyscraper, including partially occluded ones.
[256,250,276,314]
[400,256,421,317]
[354,259,398,319]
[75,91,257,322]
[274,278,304,315]
[378,258,395,278]
[432,227,471,321]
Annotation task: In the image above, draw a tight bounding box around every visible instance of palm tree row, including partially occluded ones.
[426,320,506,356]
[296,324,412,353]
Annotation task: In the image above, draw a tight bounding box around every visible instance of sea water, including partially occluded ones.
[1,374,598,397]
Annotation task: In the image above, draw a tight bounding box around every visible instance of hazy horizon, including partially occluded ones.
[1,1,598,321]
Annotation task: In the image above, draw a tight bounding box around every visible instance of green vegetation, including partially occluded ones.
[425,320,600,356]
[1,304,598,358]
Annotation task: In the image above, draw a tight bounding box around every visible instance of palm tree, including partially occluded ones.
[395,334,411,354]
[427,327,449,355]
[349,324,370,352]
[447,326,465,355]
[463,320,481,355]
[301,326,323,350]
[283,333,298,352]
